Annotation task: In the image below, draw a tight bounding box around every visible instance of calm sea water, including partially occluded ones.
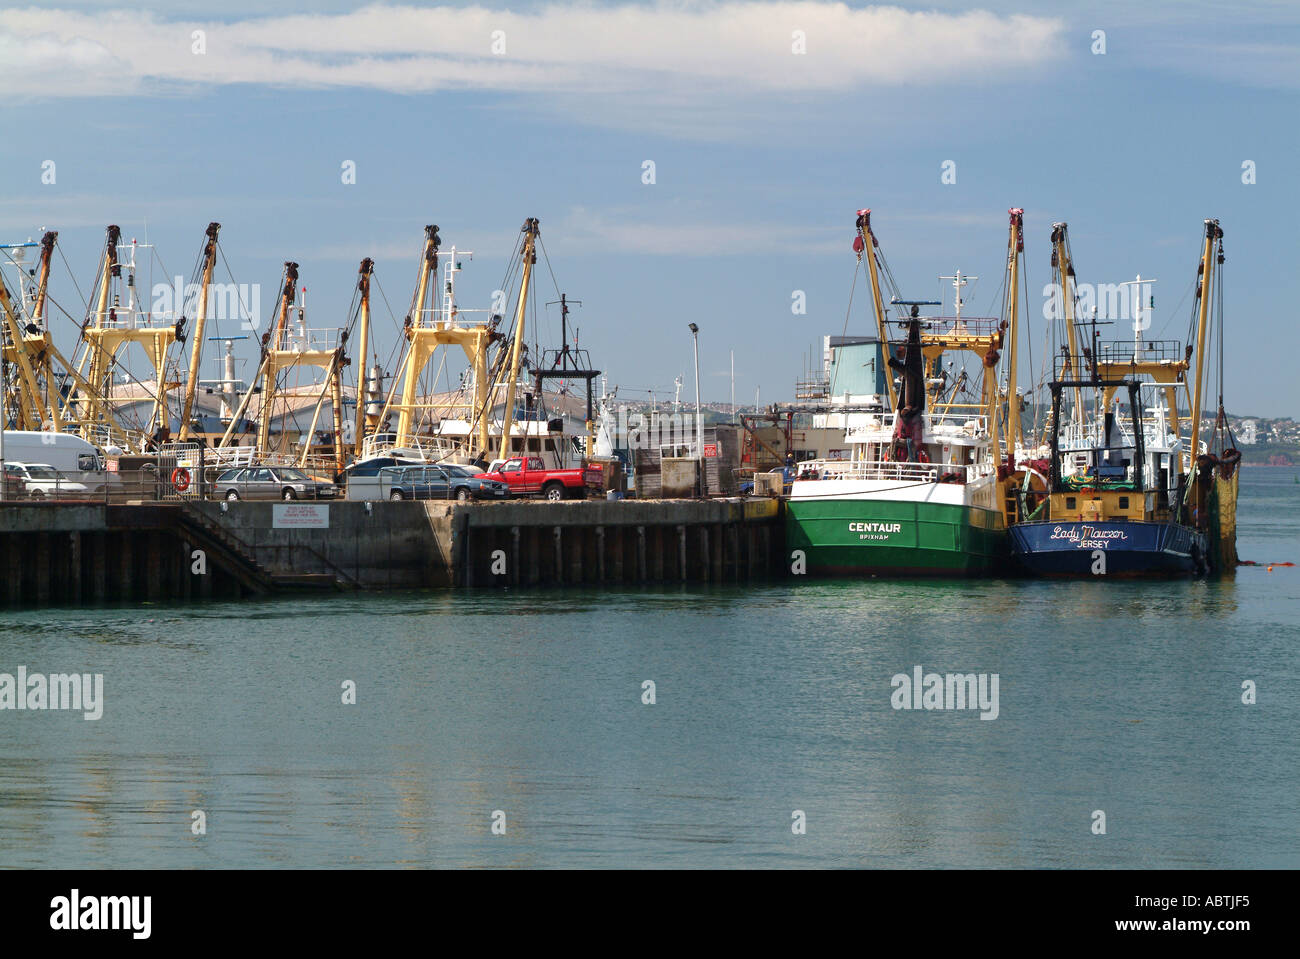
[1,469,1297,868]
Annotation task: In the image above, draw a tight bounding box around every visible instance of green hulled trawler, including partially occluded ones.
[784,208,1027,576]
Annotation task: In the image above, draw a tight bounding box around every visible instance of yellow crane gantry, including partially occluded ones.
[384,224,496,461]
[2,231,123,440]
[76,224,178,441]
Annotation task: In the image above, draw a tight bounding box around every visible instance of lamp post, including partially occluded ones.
[688,323,701,458]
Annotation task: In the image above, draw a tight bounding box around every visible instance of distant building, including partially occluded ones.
[1239,420,1257,445]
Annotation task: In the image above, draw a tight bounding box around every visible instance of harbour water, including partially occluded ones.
[1,469,1296,868]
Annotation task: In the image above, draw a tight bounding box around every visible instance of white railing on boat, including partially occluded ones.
[359,431,462,462]
[794,458,992,484]
[845,412,989,444]
[203,445,257,468]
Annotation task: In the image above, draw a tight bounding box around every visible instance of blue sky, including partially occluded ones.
[2,1,1297,415]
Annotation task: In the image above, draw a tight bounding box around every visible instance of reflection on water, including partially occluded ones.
[0,469,1296,868]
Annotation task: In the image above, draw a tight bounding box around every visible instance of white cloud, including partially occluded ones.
[0,3,1065,98]
[550,205,839,256]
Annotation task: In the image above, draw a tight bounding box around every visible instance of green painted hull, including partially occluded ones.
[785,497,1007,576]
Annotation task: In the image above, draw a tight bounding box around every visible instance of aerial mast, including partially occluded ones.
[537,292,601,460]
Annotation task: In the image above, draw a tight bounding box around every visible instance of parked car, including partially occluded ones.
[342,455,425,501]
[3,462,90,499]
[479,456,596,500]
[380,464,510,502]
[0,470,26,498]
[214,466,338,501]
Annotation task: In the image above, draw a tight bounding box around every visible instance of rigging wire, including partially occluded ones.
[829,258,861,398]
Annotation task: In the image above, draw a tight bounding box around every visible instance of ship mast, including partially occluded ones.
[497,218,539,461]
[1187,218,1223,470]
[855,209,896,410]
[178,222,220,441]
[1050,223,1085,430]
[30,231,55,329]
[218,262,296,450]
[254,262,299,454]
[393,225,440,446]
[352,257,374,454]
[1004,208,1024,453]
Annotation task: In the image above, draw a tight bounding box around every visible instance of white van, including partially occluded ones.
[0,431,106,488]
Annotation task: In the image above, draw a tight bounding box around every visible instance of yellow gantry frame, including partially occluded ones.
[2,232,121,438]
[214,261,346,473]
[389,225,495,459]
[77,224,177,438]
[1052,221,1191,446]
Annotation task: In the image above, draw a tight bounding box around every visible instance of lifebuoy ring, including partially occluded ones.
[171,467,191,492]
[916,449,931,464]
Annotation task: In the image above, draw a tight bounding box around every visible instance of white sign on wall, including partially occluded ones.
[273,503,330,529]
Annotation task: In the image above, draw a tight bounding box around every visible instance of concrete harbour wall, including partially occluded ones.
[0,498,783,606]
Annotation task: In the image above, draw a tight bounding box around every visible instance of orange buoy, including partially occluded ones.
[171,467,191,492]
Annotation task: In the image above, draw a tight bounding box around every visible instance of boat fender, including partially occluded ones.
[171,467,191,492]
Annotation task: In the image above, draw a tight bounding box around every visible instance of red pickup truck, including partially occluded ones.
[482,456,597,500]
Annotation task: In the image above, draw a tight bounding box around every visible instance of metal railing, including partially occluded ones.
[279,326,342,352]
[199,445,257,469]
[844,411,990,443]
[793,458,991,484]
[898,315,1002,338]
[0,468,202,504]
[359,431,464,462]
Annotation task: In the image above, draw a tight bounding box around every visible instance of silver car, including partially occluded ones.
[3,462,90,499]
[214,466,338,501]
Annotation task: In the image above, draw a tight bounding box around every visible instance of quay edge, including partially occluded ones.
[0,498,785,606]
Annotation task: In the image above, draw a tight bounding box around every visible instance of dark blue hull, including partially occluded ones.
[1009,519,1206,577]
